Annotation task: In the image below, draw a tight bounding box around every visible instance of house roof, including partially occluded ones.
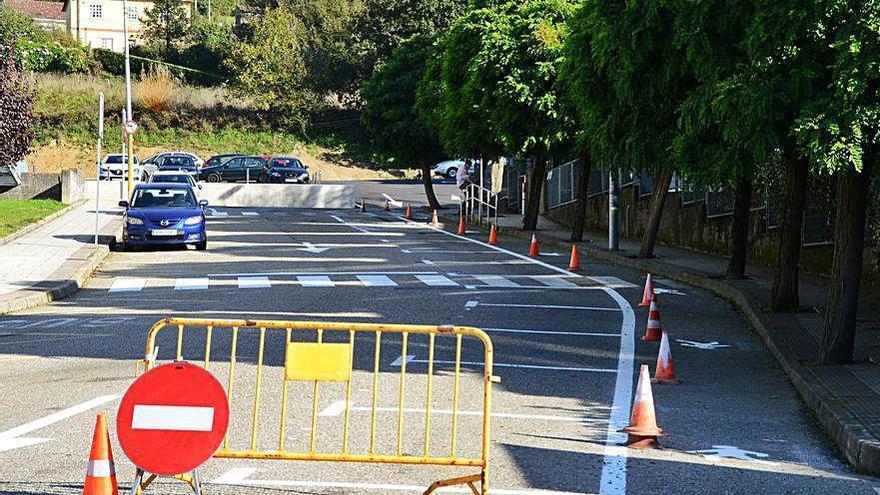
[3,0,66,20]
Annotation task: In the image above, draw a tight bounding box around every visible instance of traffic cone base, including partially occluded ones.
[652,331,680,385]
[430,210,441,227]
[83,413,118,495]
[488,225,499,245]
[619,365,667,449]
[528,234,540,257]
[405,203,413,220]
[457,217,467,235]
[384,200,390,211]
[359,200,366,213]
[642,299,662,341]
[568,245,581,271]
[639,273,654,307]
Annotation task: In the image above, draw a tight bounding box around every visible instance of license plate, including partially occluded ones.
[284,178,299,183]
[151,229,178,236]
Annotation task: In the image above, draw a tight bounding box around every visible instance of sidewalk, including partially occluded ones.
[494,212,880,475]
[0,199,121,314]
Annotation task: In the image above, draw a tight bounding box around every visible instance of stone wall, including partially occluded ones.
[0,170,84,203]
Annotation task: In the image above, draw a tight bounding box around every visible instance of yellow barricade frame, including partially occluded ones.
[138,317,499,495]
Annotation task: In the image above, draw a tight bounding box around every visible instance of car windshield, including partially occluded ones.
[150,174,192,185]
[131,188,197,208]
[105,155,137,164]
[161,157,195,168]
[269,158,304,168]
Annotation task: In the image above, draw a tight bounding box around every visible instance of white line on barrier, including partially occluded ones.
[465,301,621,312]
[485,327,621,337]
[316,400,608,423]
[391,356,617,373]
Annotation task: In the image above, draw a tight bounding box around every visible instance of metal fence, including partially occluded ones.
[546,159,579,209]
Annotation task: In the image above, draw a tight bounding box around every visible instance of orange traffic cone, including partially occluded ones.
[488,225,499,245]
[430,210,441,227]
[620,364,667,448]
[639,273,655,307]
[83,413,118,495]
[642,299,663,341]
[457,217,467,235]
[360,200,366,213]
[652,331,679,384]
[405,203,413,220]
[568,245,581,271]
[384,199,390,211]
[528,234,540,257]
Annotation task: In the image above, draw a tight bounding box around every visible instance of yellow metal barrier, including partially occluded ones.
[137,317,499,495]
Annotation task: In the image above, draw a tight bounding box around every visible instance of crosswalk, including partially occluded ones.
[101,273,633,293]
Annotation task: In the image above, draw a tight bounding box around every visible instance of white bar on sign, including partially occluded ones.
[132,405,215,431]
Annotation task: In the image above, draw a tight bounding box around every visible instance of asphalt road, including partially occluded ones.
[0,201,877,495]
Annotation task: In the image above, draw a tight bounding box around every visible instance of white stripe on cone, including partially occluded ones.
[86,459,115,477]
[657,331,672,369]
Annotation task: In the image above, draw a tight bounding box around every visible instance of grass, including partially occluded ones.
[0,199,66,238]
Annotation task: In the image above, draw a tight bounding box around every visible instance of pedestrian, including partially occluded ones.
[457,160,472,190]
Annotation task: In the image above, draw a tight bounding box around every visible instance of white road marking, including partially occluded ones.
[587,276,638,289]
[298,242,330,254]
[393,356,616,373]
[297,275,334,287]
[381,193,403,207]
[677,339,731,350]
[687,445,775,464]
[212,468,594,494]
[108,278,146,293]
[356,275,398,287]
[421,259,435,265]
[475,275,520,287]
[390,355,415,366]
[598,288,636,495]
[534,277,579,288]
[175,278,209,291]
[465,301,620,312]
[380,239,391,243]
[541,252,562,257]
[655,287,687,296]
[132,405,214,431]
[329,214,373,234]
[415,274,457,286]
[485,327,621,337]
[210,270,436,277]
[238,276,271,289]
[241,212,259,216]
[0,395,119,452]
[317,400,607,423]
[401,249,413,253]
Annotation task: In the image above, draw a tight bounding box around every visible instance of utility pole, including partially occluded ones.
[95,92,104,247]
[608,167,620,251]
[123,0,135,198]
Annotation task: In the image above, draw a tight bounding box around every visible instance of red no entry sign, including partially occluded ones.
[117,362,229,475]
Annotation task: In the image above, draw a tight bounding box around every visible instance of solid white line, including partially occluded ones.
[175,278,209,290]
[535,277,580,288]
[400,358,616,374]
[238,276,271,289]
[317,400,607,423]
[297,275,334,287]
[598,288,636,495]
[209,270,436,277]
[108,278,145,293]
[356,275,397,287]
[329,214,373,234]
[468,301,620,312]
[415,274,457,286]
[475,275,520,288]
[587,276,638,289]
[241,212,259,216]
[485,327,621,337]
[0,395,119,440]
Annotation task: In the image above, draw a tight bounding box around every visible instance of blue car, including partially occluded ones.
[118,183,209,251]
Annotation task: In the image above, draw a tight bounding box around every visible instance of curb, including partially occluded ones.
[496,224,880,476]
[0,198,88,246]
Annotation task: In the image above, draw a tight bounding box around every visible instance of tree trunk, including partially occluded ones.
[818,154,874,364]
[726,176,753,279]
[570,151,592,242]
[420,161,441,210]
[638,170,673,258]
[522,152,547,230]
[770,151,809,312]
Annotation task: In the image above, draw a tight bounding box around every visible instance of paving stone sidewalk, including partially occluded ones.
[492,212,880,476]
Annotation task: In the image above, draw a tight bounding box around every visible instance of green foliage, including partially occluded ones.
[175,17,233,84]
[15,39,91,73]
[361,35,444,166]
[0,46,35,167]
[0,200,66,238]
[0,5,41,46]
[142,0,191,56]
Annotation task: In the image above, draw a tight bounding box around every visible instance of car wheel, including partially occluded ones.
[446,168,457,179]
[207,173,221,183]
[196,240,207,251]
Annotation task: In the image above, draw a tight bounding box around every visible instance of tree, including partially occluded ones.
[142,0,190,56]
[362,35,444,209]
[0,46,34,168]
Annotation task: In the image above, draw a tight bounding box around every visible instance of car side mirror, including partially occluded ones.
[118,200,129,208]
[199,199,209,207]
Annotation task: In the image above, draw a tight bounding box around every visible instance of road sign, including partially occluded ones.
[124,120,139,135]
[117,362,229,476]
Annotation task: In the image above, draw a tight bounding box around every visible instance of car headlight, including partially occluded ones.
[126,216,144,225]
[184,215,204,226]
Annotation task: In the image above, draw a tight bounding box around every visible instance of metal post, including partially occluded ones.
[609,168,620,251]
[122,0,134,197]
[95,93,104,247]
[246,168,250,184]
[478,160,484,224]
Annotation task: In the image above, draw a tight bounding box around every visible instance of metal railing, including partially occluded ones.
[136,317,499,495]
[464,183,499,227]
[546,159,579,210]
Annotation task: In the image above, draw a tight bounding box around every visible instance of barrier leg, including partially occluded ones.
[423,473,482,495]
[129,468,145,495]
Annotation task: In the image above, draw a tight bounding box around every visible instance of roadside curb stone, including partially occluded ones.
[495,223,880,476]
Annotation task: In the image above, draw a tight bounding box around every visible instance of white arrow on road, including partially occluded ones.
[0,394,119,452]
[298,242,330,254]
[381,194,403,207]
[687,445,775,464]
[655,287,687,296]
[676,339,731,350]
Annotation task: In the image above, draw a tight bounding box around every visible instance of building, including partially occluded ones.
[64,0,193,53]
[0,0,66,29]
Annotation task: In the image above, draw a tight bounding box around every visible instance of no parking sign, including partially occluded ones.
[117,362,229,476]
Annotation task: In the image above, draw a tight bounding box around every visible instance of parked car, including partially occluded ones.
[204,153,245,169]
[100,154,140,181]
[199,155,267,183]
[157,155,199,178]
[119,183,208,251]
[260,156,310,184]
[433,159,480,180]
[147,170,202,199]
[141,152,203,180]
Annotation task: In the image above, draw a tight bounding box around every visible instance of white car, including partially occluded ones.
[140,151,204,180]
[100,154,140,181]
[147,170,202,199]
[433,159,483,180]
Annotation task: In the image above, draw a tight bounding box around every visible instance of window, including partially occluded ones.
[225,158,244,169]
[100,37,113,50]
[125,6,138,20]
[88,4,102,18]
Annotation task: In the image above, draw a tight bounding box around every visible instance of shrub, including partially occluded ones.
[0,46,35,168]
[135,67,175,111]
[15,39,90,73]
[92,48,125,75]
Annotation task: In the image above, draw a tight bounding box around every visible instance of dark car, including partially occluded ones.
[204,153,245,169]
[118,183,209,251]
[157,155,198,177]
[260,156,310,184]
[199,155,267,183]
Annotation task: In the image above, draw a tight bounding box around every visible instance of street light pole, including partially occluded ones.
[122,0,134,198]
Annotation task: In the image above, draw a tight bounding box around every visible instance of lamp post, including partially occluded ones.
[123,0,134,197]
